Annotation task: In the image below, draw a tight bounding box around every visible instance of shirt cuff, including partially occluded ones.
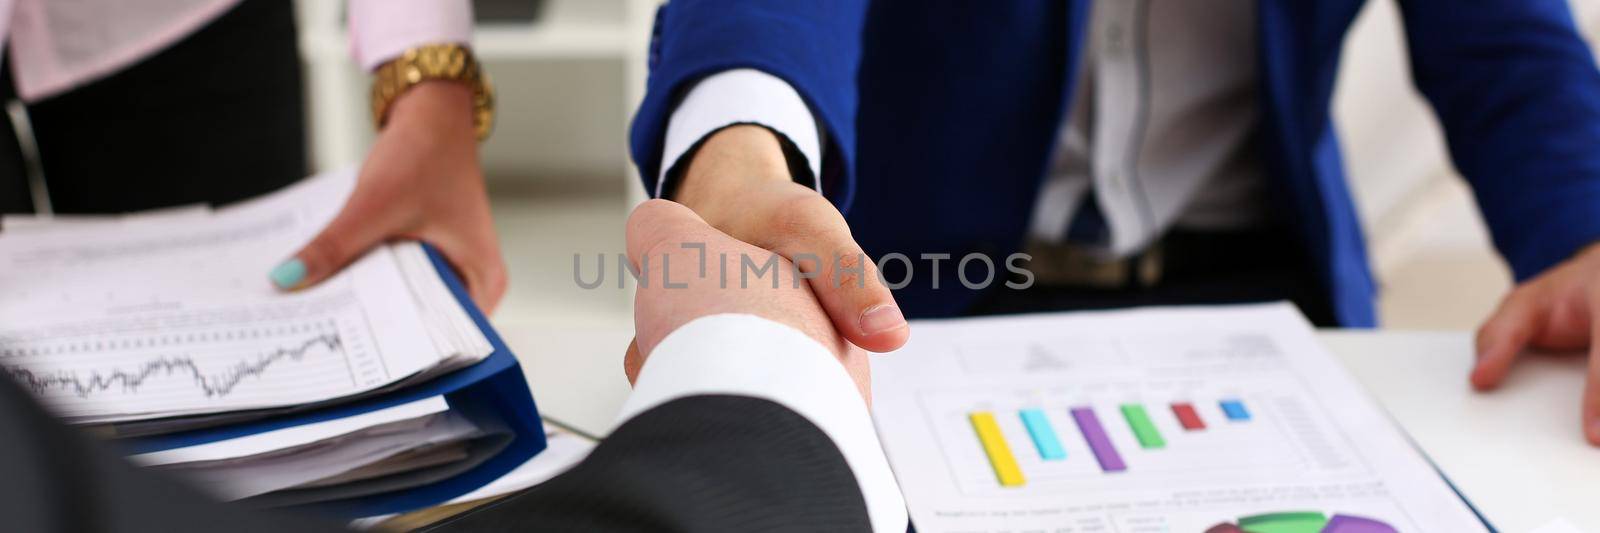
[347,0,474,71]
[618,314,907,533]
[658,69,824,197]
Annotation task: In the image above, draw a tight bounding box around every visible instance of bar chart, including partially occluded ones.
[917,377,1359,496]
[966,398,1264,486]
[873,306,1485,532]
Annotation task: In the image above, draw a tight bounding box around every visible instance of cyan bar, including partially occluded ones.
[1019,409,1066,460]
[1070,407,1126,472]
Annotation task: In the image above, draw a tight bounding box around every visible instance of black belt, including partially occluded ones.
[1020,228,1304,290]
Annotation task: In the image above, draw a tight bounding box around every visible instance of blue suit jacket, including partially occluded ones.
[629,0,1600,327]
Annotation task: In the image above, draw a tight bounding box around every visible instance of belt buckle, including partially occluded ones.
[1023,240,1163,289]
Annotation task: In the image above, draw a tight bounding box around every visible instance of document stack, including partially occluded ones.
[0,170,546,518]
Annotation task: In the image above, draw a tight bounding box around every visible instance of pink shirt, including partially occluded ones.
[2,0,470,101]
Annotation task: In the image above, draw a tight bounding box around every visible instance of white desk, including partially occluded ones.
[498,321,1599,532]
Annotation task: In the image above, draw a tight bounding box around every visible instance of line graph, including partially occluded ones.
[0,313,390,420]
[7,333,343,398]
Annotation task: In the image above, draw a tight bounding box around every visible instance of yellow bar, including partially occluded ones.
[969,411,1026,487]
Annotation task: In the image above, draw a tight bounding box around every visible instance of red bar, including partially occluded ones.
[1171,402,1206,431]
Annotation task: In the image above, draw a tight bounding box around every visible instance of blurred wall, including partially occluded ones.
[1338,0,1600,269]
[1337,0,1600,327]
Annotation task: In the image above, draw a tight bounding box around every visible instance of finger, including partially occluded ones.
[272,192,405,291]
[624,338,643,386]
[1586,352,1600,446]
[1585,288,1600,445]
[763,196,908,353]
[1471,289,1544,390]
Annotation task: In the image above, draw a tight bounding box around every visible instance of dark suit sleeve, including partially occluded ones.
[429,395,874,532]
[1398,0,1600,279]
[0,375,343,533]
[628,0,869,210]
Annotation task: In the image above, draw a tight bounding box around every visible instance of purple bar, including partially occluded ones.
[1323,515,1398,533]
[1070,407,1126,472]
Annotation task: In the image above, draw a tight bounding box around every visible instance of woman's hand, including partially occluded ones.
[269,82,508,313]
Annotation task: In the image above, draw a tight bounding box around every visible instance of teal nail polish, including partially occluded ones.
[270,259,307,289]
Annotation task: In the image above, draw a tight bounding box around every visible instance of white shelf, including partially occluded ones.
[295,0,657,206]
[474,22,631,60]
[300,21,630,63]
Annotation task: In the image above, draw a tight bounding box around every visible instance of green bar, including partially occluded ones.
[1236,511,1329,533]
[1120,404,1165,449]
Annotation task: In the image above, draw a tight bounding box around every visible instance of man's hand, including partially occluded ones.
[269,82,508,313]
[1472,243,1600,445]
[671,125,909,353]
[624,199,870,401]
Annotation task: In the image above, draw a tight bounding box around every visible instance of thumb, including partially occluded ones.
[753,193,908,353]
[794,241,909,354]
[270,199,399,291]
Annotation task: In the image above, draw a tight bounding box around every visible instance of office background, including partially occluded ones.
[292,0,1600,332]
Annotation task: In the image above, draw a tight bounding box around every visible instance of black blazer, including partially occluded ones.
[0,377,873,532]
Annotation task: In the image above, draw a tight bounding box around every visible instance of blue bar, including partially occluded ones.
[1220,399,1251,421]
[1018,409,1066,460]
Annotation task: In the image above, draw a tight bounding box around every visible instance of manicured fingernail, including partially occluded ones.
[1589,419,1600,443]
[860,304,906,336]
[270,259,306,289]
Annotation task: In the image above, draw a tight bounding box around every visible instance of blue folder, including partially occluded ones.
[121,245,546,518]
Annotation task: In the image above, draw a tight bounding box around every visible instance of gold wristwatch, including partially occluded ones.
[370,43,495,141]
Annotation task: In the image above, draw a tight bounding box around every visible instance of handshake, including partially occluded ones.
[623,125,912,403]
[624,198,895,404]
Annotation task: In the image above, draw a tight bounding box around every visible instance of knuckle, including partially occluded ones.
[765,193,846,244]
[627,200,695,254]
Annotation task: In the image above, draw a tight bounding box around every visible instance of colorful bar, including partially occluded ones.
[1322,514,1398,533]
[969,412,1026,487]
[1019,409,1066,460]
[1070,407,1127,472]
[1220,399,1252,421]
[1237,511,1328,533]
[1120,404,1166,449]
[1171,402,1206,431]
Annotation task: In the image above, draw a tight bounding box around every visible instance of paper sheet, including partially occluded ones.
[160,410,482,500]
[0,170,491,423]
[870,303,1487,531]
[347,423,597,530]
[128,395,450,466]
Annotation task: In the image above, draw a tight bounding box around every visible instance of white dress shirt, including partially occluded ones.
[618,314,908,533]
[658,1,1265,259]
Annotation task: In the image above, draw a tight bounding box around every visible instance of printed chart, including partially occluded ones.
[0,307,388,421]
[926,376,1364,497]
[871,305,1487,532]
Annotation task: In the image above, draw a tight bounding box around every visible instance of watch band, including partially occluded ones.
[370,43,495,141]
